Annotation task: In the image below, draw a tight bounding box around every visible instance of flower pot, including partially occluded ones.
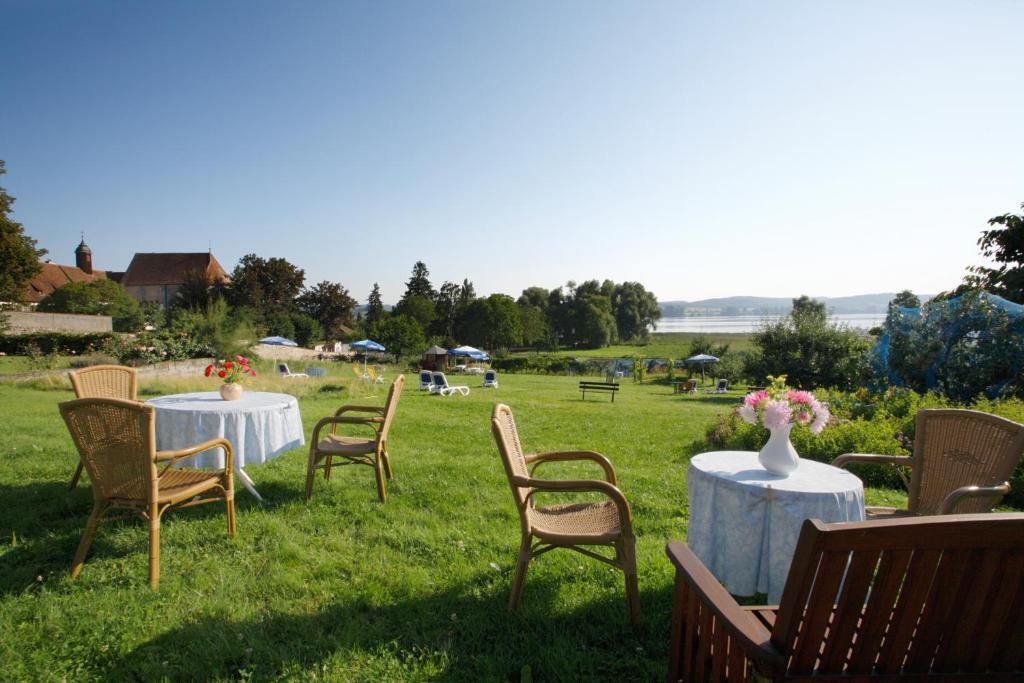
[758,423,799,476]
[219,382,243,401]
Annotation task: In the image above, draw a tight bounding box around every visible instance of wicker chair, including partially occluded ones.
[67,364,139,489]
[305,374,405,502]
[490,403,640,624]
[59,397,235,589]
[834,408,1024,517]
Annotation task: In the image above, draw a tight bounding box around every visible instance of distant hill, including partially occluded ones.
[659,293,930,317]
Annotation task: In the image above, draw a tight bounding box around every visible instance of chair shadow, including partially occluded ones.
[105,577,674,681]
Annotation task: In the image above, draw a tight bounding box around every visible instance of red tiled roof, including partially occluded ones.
[120,253,229,286]
[25,263,108,303]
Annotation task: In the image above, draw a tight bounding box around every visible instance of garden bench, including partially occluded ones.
[579,381,619,402]
[673,379,698,394]
[666,513,1024,682]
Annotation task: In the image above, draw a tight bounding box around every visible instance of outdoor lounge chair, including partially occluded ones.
[705,378,728,393]
[431,372,469,396]
[666,513,1024,682]
[278,363,308,378]
[67,364,139,489]
[834,408,1024,517]
[490,403,640,624]
[483,370,499,388]
[419,370,434,391]
[305,375,405,502]
[59,397,235,589]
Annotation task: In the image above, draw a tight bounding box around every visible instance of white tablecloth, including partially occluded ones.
[686,450,864,603]
[147,391,305,469]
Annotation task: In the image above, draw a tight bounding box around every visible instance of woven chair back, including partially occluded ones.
[909,409,1024,515]
[771,514,1024,676]
[59,398,156,503]
[379,375,405,441]
[68,365,138,401]
[491,404,530,514]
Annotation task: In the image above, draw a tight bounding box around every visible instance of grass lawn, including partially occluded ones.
[511,331,755,360]
[0,368,905,680]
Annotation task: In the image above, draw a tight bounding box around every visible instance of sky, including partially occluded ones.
[2,1,1022,305]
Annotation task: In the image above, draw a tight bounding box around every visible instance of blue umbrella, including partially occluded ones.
[448,345,489,362]
[684,353,719,383]
[351,339,386,376]
[259,336,298,347]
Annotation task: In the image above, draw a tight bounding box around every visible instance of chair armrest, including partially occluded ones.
[938,482,1011,514]
[156,437,233,472]
[311,415,382,443]
[832,453,913,469]
[525,450,617,484]
[511,475,632,533]
[665,541,786,674]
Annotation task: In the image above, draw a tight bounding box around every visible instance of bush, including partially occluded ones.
[0,332,116,356]
[101,329,214,366]
[69,352,119,368]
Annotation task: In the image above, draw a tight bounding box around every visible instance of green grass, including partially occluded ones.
[0,368,904,680]
[512,331,755,359]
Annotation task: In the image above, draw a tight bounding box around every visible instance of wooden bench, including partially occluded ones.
[673,380,697,394]
[666,514,1024,682]
[579,381,619,402]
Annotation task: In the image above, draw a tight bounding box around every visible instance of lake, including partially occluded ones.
[655,313,887,333]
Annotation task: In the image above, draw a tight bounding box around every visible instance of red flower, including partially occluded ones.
[218,370,227,378]
[205,365,213,377]
[251,370,257,377]
[224,361,233,369]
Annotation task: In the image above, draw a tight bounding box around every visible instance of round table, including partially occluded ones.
[147,391,305,502]
[686,451,865,603]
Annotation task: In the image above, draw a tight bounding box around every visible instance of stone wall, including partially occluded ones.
[6,311,113,334]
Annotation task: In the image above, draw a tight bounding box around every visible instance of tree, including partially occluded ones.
[458,279,475,307]
[296,280,356,340]
[790,295,828,325]
[889,290,921,312]
[365,283,385,324]
[226,254,305,321]
[394,294,436,330]
[433,281,462,339]
[519,304,549,347]
[0,160,46,304]
[171,298,254,358]
[368,314,425,358]
[517,286,549,310]
[613,281,661,341]
[37,279,144,332]
[290,313,324,348]
[401,261,435,301]
[171,269,222,311]
[457,294,523,350]
[966,202,1024,303]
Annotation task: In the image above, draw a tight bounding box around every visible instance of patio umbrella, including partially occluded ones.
[448,345,489,362]
[259,336,298,347]
[351,339,386,375]
[684,353,719,384]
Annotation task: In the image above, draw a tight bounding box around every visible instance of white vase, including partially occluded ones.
[758,423,799,476]
[219,382,243,401]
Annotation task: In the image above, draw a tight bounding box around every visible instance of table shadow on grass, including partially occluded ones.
[106,578,674,681]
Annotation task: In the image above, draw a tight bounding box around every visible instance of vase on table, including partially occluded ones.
[758,423,800,475]
[219,382,243,401]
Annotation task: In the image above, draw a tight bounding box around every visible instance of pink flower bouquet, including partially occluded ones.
[738,384,830,434]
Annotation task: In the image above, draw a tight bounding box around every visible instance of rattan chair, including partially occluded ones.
[59,397,235,589]
[67,364,139,489]
[490,403,640,624]
[305,374,405,502]
[834,408,1024,517]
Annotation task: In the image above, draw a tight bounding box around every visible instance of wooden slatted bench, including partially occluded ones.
[579,381,619,402]
[666,514,1024,682]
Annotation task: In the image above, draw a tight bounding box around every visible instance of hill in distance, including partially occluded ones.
[659,293,930,317]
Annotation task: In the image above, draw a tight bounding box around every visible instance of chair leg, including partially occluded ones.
[70,506,105,580]
[148,504,161,589]
[381,444,393,480]
[509,534,532,612]
[304,447,319,501]
[323,454,333,480]
[374,457,388,503]
[68,460,85,490]
[619,537,641,624]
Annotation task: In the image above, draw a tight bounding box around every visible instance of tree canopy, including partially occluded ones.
[226,254,305,322]
[296,280,356,340]
[966,202,1024,303]
[37,279,144,332]
[0,160,46,304]
[365,283,385,324]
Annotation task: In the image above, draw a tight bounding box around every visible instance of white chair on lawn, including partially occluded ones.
[483,370,499,388]
[432,372,470,396]
[705,378,728,393]
[419,370,434,391]
[278,363,309,378]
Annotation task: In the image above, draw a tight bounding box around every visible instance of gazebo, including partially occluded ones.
[422,345,447,371]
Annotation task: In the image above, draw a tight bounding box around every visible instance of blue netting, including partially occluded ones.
[873,292,1024,400]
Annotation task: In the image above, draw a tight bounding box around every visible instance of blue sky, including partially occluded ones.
[2,1,1022,304]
